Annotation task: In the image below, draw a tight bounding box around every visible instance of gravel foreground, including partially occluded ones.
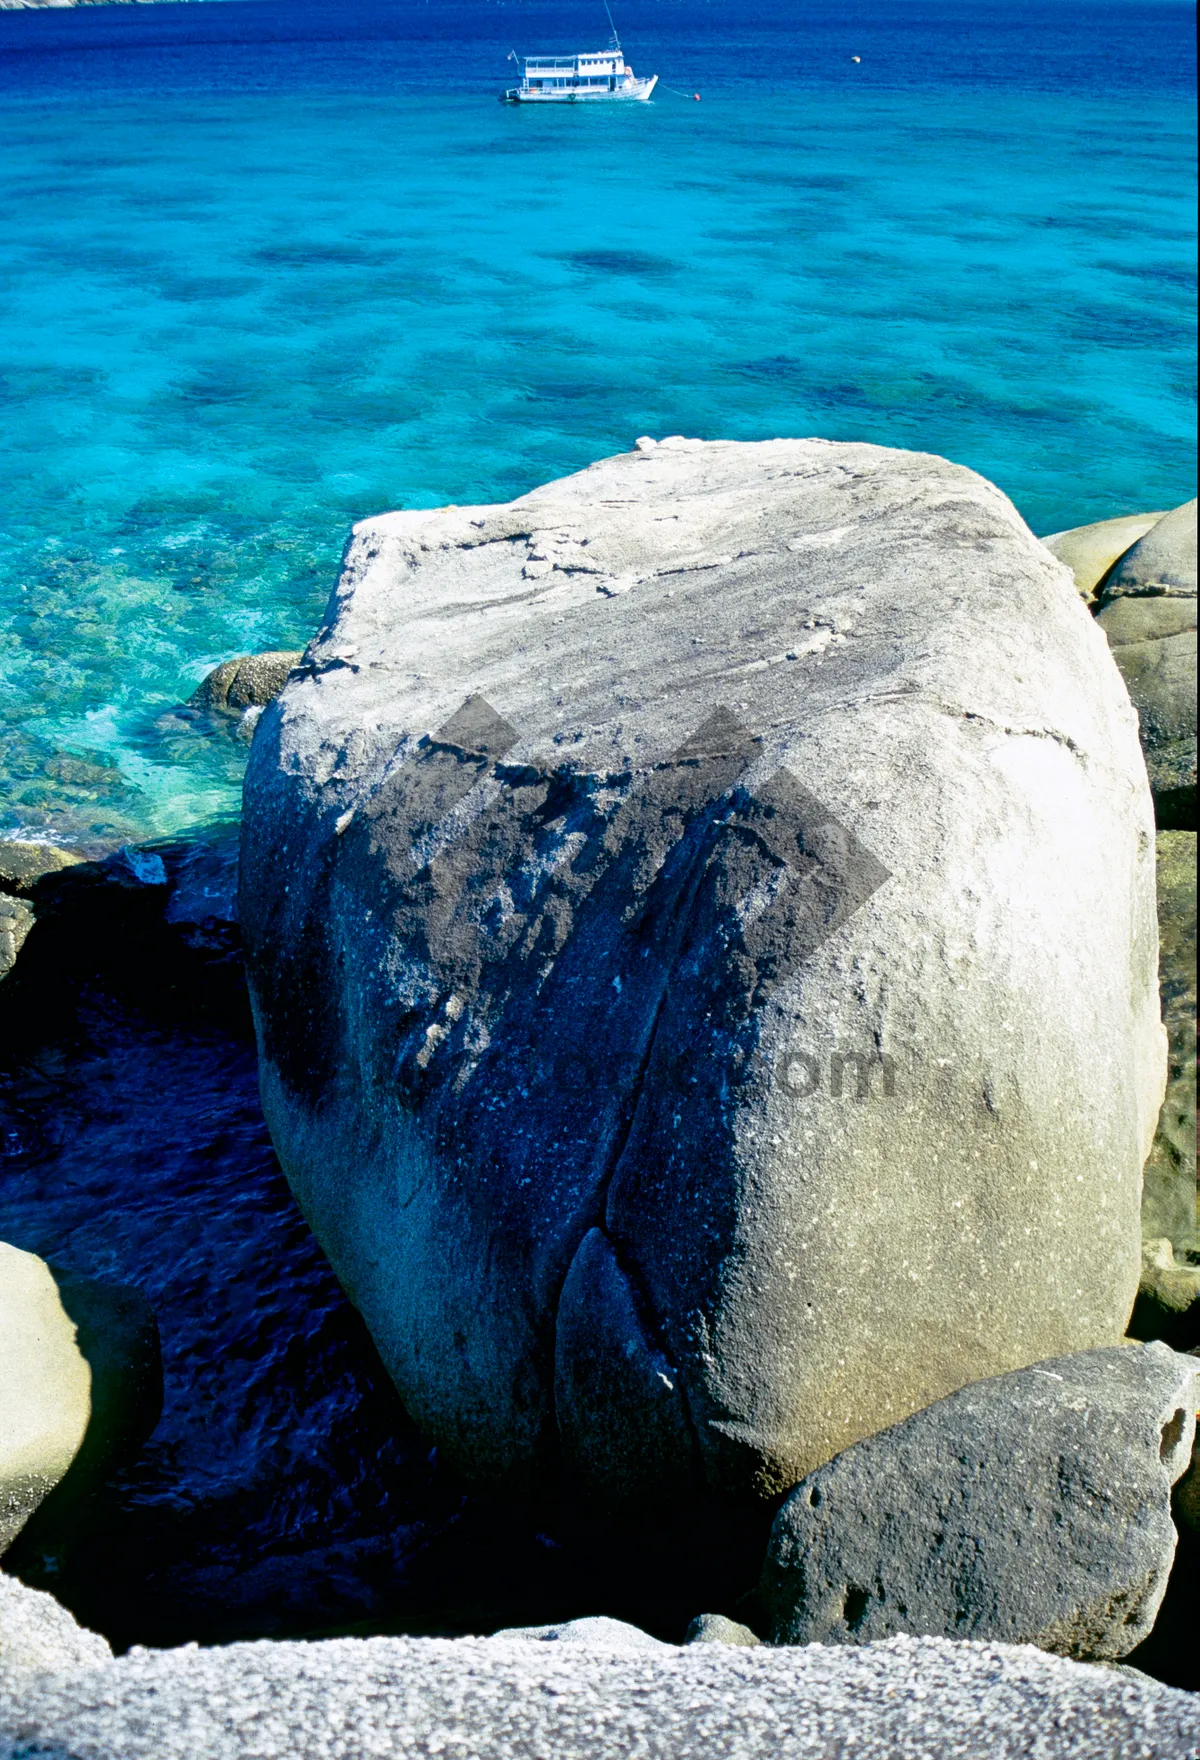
[2,1621,1198,1760]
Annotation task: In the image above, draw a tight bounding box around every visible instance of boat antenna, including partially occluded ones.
[602,0,622,53]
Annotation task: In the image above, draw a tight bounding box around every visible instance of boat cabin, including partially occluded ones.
[522,52,631,92]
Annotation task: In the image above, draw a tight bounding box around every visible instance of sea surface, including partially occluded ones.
[0,0,1195,845]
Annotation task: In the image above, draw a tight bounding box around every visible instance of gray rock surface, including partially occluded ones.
[1102,498,1197,599]
[1138,1240,1200,1317]
[241,437,1165,1507]
[1041,511,1167,601]
[190,650,302,714]
[2,1624,1197,1760]
[0,896,33,981]
[492,1614,669,1651]
[1106,631,1196,828]
[1177,1434,1200,1537]
[1094,501,1197,827]
[1140,832,1197,1253]
[0,1571,111,1674]
[760,1342,1197,1659]
[0,1243,161,1557]
[1097,594,1197,649]
[685,1612,763,1647]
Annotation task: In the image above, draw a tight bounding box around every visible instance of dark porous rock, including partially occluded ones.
[1127,1348,1200,1689]
[1137,832,1197,1255]
[0,896,33,981]
[760,1343,1197,1661]
[684,1612,762,1647]
[1101,497,1197,600]
[190,650,304,715]
[0,843,83,897]
[241,438,1164,1511]
[1041,511,1167,601]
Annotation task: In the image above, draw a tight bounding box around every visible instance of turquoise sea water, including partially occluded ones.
[1,0,1195,843]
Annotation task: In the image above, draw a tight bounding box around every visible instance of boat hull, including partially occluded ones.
[505,75,658,103]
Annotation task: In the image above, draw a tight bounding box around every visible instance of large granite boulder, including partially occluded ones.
[3,1620,1198,1759]
[0,1245,89,1553]
[759,1342,1197,1658]
[1101,498,1197,600]
[0,1243,161,1558]
[1041,511,1167,601]
[241,438,1165,1508]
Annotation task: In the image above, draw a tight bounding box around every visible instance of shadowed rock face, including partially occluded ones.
[240,438,1164,1509]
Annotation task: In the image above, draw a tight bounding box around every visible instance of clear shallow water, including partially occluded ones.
[0,0,1195,842]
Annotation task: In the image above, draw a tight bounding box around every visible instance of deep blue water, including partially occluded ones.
[0,0,1195,844]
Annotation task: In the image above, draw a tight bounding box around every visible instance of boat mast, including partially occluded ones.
[602,0,622,54]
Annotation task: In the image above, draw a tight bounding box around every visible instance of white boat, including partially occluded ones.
[503,18,657,104]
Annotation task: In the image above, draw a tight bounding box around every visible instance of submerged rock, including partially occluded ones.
[2,1624,1197,1760]
[1041,510,1167,601]
[0,1242,161,1559]
[760,1342,1197,1659]
[190,650,303,715]
[241,438,1164,1510]
[0,843,82,896]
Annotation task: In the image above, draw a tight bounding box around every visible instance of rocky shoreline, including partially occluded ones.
[2,1598,1198,1760]
[1,443,1196,1753]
